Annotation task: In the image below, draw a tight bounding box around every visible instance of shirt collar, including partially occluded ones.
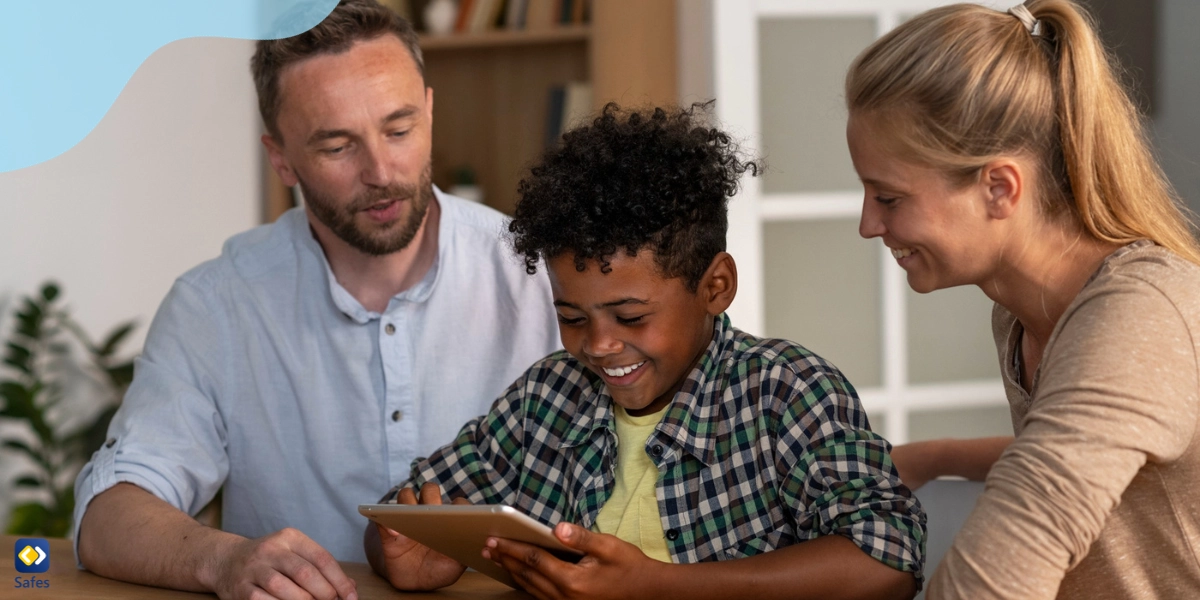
[657,313,735,466]
[291,188,448,324]
[560,313,736,467]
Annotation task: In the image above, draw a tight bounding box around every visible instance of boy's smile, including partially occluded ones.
[547,250,725,416]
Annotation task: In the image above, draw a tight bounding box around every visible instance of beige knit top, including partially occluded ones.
[928,241,1200,599]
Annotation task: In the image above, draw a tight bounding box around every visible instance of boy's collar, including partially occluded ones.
[560,313,737,467]
[655,313,734,466]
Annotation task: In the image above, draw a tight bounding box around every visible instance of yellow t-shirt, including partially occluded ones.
[593,405,673,562]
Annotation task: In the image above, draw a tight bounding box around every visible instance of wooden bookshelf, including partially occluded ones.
[419,24,591,50]
[264,0,677,220]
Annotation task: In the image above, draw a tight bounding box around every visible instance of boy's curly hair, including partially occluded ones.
[509,102,758,291]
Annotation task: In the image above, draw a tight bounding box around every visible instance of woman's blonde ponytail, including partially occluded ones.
[846,0,1200,265]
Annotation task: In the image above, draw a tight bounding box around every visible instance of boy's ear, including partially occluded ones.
[698,252,737,315]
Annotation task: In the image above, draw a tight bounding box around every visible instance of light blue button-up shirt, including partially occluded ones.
[74,190,560,562]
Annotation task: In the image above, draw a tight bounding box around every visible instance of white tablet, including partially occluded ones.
[359,503,583,588]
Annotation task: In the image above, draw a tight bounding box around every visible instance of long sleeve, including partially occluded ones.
[73,279,231,565]
[778,361,926,581]
[929,275,1200,598]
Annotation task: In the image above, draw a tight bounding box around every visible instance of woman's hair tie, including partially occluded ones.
[1008,3,1043,36]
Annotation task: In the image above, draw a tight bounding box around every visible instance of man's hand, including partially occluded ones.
[205,527,358,600]
[78,483,357,600]
[369,482,468,591]
[483,522,666,600]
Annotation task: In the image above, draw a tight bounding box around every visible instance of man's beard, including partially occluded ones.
[300,162,434,256]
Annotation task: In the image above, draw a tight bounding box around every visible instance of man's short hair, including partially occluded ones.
[251,0,424,141]
[509,102,758,292]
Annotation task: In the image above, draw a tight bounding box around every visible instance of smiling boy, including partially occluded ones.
[367,104,925,599]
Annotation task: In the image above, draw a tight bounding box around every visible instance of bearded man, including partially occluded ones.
[73,2,559,598]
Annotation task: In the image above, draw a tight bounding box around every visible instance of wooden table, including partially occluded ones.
[4,536,529,599]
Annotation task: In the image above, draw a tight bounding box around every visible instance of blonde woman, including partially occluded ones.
[845,1,1200,598]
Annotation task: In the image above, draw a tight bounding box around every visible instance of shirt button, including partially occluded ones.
[666,528,679,541]
[384,323,396,335]
[651,445,663,457]
[391,410,404,422]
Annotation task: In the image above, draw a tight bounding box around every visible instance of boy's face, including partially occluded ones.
[547,250,725,417]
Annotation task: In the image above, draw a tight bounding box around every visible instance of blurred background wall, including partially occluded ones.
[0,37,260,529]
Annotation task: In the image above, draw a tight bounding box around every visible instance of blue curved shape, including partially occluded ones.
[0,0,339,173]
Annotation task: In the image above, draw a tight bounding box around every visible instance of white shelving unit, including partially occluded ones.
[713,0,1006,444]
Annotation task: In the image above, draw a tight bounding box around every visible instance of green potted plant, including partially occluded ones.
[1,282,135,536]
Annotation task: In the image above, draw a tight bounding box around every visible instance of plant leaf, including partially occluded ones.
[41,282,60,302]
[0,381,33,417]
[106,362,135,389]
[0,381,54,445]
[2,439,47,466]
[97,322,137,358]
[15,301,43,339]
[87,405,118,453]
[55,486,76,520]
[45,506,72,538]
[14,476,43,489]
[4,342,33,375]
[16,296,43,321]
[5,502,50,536]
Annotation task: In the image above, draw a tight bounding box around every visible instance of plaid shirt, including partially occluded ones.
[384,314,925,581]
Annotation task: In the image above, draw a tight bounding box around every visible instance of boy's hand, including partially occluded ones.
[375,482,468,591]
[483,522,666,600]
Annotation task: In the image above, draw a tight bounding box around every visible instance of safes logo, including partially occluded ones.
[14,538,49,573]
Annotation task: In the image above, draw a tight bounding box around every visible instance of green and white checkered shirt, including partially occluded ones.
[383,314,925,582]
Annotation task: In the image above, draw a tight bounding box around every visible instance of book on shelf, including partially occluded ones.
[545,81,593,149]
[545,85,566,150]
[524,0,555,30]
[378,0,413,20]
[454,0,474,32]
[417,0,587,36]
[466,0,503,32]
[486,0,508,31]
[505,0,527,30]
[524,0,588,30]
[561,81,593,132]
[468,0,489,32]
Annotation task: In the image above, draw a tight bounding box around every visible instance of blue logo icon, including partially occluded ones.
[14,538,49,573]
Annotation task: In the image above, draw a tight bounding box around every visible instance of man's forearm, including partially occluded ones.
[77,482,238,592]
[655,536,917,600]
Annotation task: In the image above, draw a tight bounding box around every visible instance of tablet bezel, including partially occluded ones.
[358,503,582,589]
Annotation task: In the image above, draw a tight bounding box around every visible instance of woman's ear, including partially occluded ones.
[980,159,1025,221]
[699,252,738,315]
